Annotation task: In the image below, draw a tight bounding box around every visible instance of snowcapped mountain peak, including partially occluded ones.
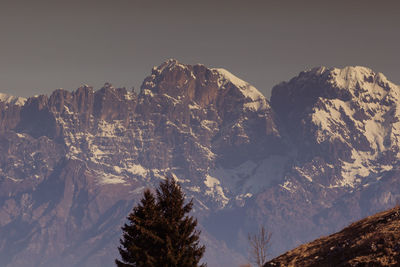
[304,66,391,86]
[152,58,187,75]
[212,68,268,111]
[309,66,329,75]
[296,65,398,101]
[0,92,26,106]
[328,66,399,103]
[211,68,250,89]
[271,65,400,188]
[331,66,374,87]
[141,61,271,113]
[334,65,373,76]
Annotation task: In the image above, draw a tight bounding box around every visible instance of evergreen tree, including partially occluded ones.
[116,189,160,267]
[155,178,206,267]
[116,178,206,267]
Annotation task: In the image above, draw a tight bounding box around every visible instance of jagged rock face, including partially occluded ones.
[0,62,400,266]
[251,66,400,254]
[137,60,281,172]
[0,103,22,133]
[0,59,282,266]
[271,66,400,187]
[0,159,139,267]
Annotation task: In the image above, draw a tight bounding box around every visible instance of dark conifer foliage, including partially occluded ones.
[116,178,206,267]
[116,190,160,266]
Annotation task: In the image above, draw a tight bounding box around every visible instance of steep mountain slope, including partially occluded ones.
[0,61,399,266]
[249,66,400,254]
[271,66,400,185]
[0,59,282,266]
[265,206,400,267]
[0,93,26,106]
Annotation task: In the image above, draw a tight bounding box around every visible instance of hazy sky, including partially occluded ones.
[0,0,399,98]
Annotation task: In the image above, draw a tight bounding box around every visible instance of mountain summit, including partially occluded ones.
[0,61,399,266]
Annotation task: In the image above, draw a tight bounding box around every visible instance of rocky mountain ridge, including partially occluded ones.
[0,60,399,266]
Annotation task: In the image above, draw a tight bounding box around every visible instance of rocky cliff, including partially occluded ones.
[0,60,399,266]
[250,66,400,254]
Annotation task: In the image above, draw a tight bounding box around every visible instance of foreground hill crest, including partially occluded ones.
[266,206,400,267]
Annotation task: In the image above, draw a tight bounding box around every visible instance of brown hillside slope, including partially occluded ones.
[265,207,400,267]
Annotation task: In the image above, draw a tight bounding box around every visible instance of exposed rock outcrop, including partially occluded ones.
[0,62,400,266]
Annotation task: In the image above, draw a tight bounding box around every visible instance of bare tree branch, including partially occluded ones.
[248,225,272,267]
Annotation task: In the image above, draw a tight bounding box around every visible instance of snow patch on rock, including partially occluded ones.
[204,174,229,207]
[98,173,127,185]
[309,66,400,188]
[212,68,268,112]
[0,93,26,106]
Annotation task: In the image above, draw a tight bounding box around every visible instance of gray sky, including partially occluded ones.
[0,0,399,98]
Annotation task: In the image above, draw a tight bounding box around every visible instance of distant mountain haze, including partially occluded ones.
[0,60,399,266]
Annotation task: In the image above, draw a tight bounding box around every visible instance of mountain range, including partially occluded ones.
[0,59,399,266]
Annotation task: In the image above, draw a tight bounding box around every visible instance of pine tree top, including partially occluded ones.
[116,177,206,267]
